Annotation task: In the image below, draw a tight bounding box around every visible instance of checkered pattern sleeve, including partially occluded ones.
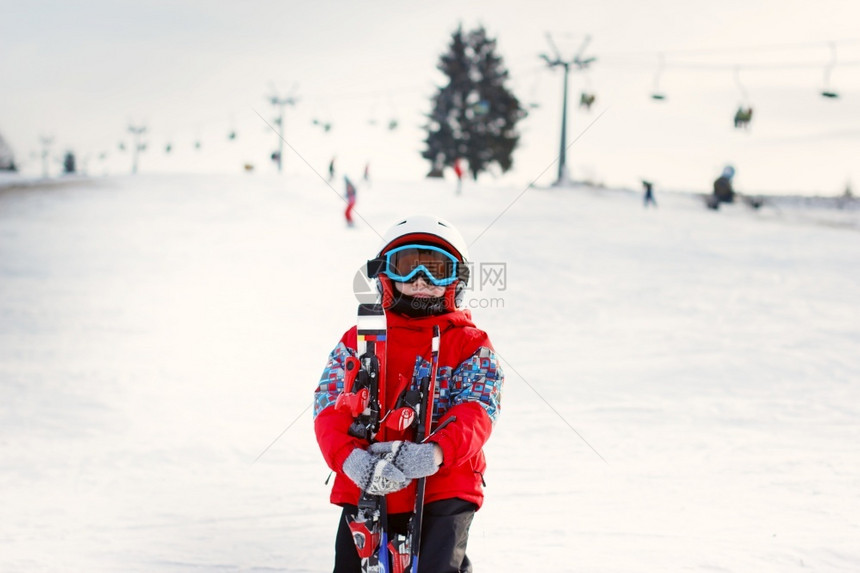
[448,346,503,423]
[313,342,355,418]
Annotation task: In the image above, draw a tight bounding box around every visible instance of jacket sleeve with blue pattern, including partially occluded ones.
[429,344,503,469]
[313,331,364,474]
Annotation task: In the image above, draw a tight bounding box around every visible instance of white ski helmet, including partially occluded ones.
[375,214,470,262]
[368,215,471,313]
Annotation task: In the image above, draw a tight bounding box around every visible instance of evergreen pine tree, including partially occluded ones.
[63,151,77,175]
[423,26,524,181]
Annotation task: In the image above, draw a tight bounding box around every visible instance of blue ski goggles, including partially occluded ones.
[367,244,469,286]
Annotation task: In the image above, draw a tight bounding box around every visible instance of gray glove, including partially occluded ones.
[342,447,409,495]
[368,441,440,479]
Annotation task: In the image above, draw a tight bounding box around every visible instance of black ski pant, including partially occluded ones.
[333,497,477,573]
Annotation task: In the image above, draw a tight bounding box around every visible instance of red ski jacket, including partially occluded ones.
[314,309,503,513]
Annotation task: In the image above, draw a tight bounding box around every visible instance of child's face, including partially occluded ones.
[393,277,446,298]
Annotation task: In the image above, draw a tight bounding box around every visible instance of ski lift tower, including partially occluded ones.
[540,33,596,187]
[39,135,54,178]
[127,124,147,174]
[268,84,299,173]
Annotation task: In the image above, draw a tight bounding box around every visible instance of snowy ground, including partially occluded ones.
[1,173,859,572]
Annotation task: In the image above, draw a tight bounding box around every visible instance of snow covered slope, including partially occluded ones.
[1,173,858,571]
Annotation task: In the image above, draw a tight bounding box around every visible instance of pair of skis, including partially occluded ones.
[334,303,440,573]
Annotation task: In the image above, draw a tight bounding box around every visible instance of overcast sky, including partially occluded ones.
[2,0,859,194]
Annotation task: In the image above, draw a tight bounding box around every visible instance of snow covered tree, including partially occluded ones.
[423,26,524,181]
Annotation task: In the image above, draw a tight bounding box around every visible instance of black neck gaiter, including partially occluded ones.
[388,292,448,317]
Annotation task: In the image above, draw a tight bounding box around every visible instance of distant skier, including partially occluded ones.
[642,180,657,208]
[313,215,504,572]
[708,165,736,209]
[344,176,357,227]
[329,157,336,182]
[453,158,464,194]
[363,162,370,184]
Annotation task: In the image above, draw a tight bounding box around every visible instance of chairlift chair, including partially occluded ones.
[732,67,754,129]
[821,42,840,99]
[734,106,753,129]
[651,53,668,102]
[579,92,596,110]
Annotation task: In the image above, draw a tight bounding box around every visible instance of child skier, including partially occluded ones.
[314,214,504,572]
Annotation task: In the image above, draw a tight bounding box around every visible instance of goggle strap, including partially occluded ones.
[458,264,470,285]
[366,258,385,278]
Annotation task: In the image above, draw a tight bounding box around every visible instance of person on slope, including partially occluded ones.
[313,215,504,572]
